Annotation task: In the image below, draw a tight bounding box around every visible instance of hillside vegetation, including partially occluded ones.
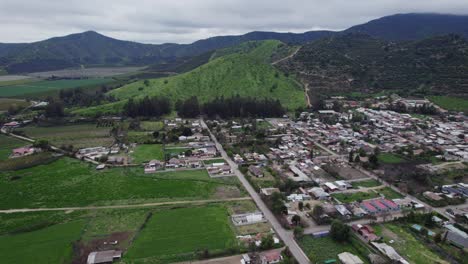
[279,33,468,99]
[109,40,306,110]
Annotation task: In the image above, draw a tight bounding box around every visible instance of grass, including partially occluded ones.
[125,205,237,263]
[109,40,306,110]
[203,158,227,165]
[0,98,30,112]
[19,123,113,149]
[378,153,405,164]
[429,96,468,112]
[0,158,241,209]
[377,187,404,199]
[332,191,380,203]
[70,100,127,116]
[0,134,26,160]
[0,78,111,97]
[332,187,403,203]
[131,144,164,163]
[374,223,447,264]
[299,235,370,263]
[351,179,382,188]
[140,121,164,131]
[0,220,85,264]
[165,147,191,157]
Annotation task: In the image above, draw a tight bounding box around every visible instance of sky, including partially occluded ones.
[1,0,468,44]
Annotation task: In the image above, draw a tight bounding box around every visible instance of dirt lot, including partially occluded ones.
[72,231,132,264]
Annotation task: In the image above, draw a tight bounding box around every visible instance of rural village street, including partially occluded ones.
[201,119,312,264]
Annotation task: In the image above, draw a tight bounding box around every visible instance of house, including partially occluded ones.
[381,199,399,211]
[352,224,379,242]
[370,200,390,212]
[166,158,183,168]
[335,204,352,218]
[309,187,330,200]
[423,191,443,201]
[11,146,36,158]
[107,156,125,165]
[249,165,264,178]
[260,249,283,264]
[338,252,364,264]
[241,254,251,264]
[371,242,409,264]
[335,180,352,190]
[87,250,122,264]
[144,160,163,173]
[234,154,244,164]
[324,182,339,192]
[232,212,266,226]
[361,201,378,214]
[445,225,468,249]
[3,121,20,128]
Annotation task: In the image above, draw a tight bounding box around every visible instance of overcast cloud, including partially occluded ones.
[1,0,468,44]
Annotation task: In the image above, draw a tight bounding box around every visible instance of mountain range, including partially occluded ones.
[1,13,468,73]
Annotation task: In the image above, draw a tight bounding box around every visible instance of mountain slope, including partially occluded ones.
[108,40,306,110]
[278,33,468,98]
[346,13,468,40]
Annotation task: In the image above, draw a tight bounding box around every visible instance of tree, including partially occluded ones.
[45,100,65,117]
[292,215,301,226]
[271,192,287,215]
[294,226,304,238]
[298,201,304,211]
[369,154,379,168]
[349,150,354,163]
[312,205,324,218]
[143,80,150,86]
[330,220,350,242]
[33,139,49,150]
[434,232,442,243]
[261,234,274,250]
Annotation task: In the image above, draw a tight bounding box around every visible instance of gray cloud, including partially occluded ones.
[1,0,468,44]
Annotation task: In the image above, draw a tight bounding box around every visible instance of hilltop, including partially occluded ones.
[278,33,468,99]
[108,40,306,110]
[2,13,468,73]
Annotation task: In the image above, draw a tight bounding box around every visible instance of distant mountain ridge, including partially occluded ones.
[1,13,468,73]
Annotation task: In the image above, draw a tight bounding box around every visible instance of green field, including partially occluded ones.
[131,144,164,163]
[0,98,30,112]
[0,134,26,160]
[378,153,405,164]
[332,187,402,203]
[203,158,227,165]
[429,96,468,112]
[165,147,191,157]
[125,205,237,263]
[140,121,164,131]
[109,40,306,110]
[0,158,241,209]
[332,191,380,203]
[374,223,446,264]
[19,123,113,149]
[351,179,382,188]
[299,236,370,264]
[0,78,111,97]
[0,220,85,264]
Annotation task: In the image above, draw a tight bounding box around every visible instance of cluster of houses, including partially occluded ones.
[206,161,233,176]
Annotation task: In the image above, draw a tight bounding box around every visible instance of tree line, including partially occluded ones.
[176,96,286,118]
[124,96,171,117]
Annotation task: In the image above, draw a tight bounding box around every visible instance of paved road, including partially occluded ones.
[201,119,311,264]
[0,197,252,214]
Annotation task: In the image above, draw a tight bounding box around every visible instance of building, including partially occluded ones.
[335,204,352,218]
[11,146,36,158]
[361,201,378,214]
[144,160,163,173]
[352,224,379,242]
[445,224,468,249]
[249,165,264,178]
[371,243,409,264]
[87,250,122,264]
[260,249,283,264]
[338,252,364,264]
[423,191,443,201]
[232,212,266,226]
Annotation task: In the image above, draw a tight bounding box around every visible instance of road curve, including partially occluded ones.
[201,119,311,264]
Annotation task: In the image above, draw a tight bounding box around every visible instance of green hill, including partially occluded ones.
[108,40,306,110]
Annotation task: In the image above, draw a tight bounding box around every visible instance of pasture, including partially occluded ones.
[378,153,406,164]
[0,134,26,160]
[429,96,468,112]
[0,220,85,264]
[131,144,164,163]
[124,205,237,263]
[0,78,111,97]
[0,98,30,112]
[19,123,113,149]
[373,223,447,264]
[0,158,242,209]
[299,235,370,264]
